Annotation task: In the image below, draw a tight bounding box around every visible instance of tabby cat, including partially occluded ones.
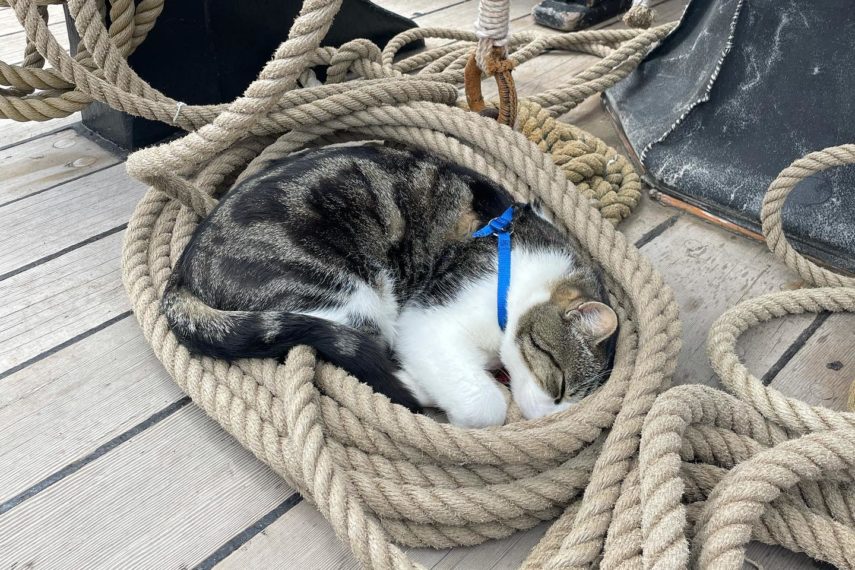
[162,144,618,428]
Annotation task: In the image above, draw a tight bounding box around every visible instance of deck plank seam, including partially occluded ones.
[0,223,127,282]
[0,395,191,516]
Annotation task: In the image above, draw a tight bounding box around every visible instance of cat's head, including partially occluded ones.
[503,280,618,420]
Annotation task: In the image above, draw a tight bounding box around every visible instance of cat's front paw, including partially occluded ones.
[446,384,508,428]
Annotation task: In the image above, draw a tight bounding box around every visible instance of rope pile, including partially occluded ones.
[4,0,854,566]
[0,0,164,121]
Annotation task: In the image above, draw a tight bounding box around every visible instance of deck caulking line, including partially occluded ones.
[760,313,831,386]
[633,214,681,249]
[0,223,127,282]
[0,311,133,381]
[193,494,305,570]
[0,396,192,516]
[0,119,81,152]
[0,162,120,209]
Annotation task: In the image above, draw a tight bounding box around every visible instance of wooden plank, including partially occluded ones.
[640,215,815,388]
[0,20,70,65]
[768,313,854,411]
[0,163,145,276]
[0,127,121,206]
[375,0,467,20]
[216,500,359,570]
[0,315,184,504]
[0,405,296,569]
[415,0,539,28]
[0,113,82,149]
[0,4,66,37]
[0,231,128,375]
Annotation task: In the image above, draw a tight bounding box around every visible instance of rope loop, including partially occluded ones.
[463,47,518,127]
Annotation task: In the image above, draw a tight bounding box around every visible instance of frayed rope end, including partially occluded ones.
[623,4,655,29]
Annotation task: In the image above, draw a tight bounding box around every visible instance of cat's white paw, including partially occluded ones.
[446,383,508,428]
[395,369,435,406]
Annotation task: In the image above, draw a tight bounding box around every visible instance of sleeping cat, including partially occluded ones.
[162,144,618,428]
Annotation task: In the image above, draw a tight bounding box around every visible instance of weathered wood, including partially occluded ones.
[0,405,296,569]
[640,216,815,388]
[0,4,65,36]
[0,21,70,65]
[0,315,184,503]
[377,0,467,20]
[216,500,361,570]
[0,163,145,276]
[414,0,541,28]
[0,231,127,374]
[0,128,121,206]
[0,114,81,149]
[768,313,853,411]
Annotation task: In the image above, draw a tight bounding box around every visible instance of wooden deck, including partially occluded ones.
[0,1,849,568]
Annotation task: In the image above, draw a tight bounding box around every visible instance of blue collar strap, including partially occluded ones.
[472,206,514,330]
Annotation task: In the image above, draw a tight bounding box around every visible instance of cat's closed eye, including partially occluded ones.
[516,294,618,404]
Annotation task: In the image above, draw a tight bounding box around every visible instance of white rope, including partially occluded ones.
[474,0,510,70]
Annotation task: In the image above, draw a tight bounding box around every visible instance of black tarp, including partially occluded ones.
[605,0,855,272]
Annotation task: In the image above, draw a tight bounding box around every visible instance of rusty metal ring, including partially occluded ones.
[463,47,518,127]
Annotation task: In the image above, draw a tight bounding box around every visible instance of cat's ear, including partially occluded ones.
[572,301,618,344]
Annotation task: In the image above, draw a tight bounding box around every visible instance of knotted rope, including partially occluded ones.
[4,0,854,566]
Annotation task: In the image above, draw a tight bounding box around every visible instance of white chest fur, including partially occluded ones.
[394,247,576,427]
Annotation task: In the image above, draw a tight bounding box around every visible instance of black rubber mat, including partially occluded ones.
[605,0,855,272]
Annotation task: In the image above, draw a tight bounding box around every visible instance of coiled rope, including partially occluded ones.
[4,0,854,566]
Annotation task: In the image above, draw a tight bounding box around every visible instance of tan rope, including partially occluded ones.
[4,0,854,566]
[118,0,855,560]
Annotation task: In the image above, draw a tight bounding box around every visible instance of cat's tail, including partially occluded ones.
[160,283,421,411]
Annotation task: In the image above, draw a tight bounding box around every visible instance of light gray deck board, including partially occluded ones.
[0,113,82,149]
[0,405,295,570]
[0,230,127,374]
[0,17,69,65]
[0,127,120,206]
[0,163,144,276]
[0,4,66,36]
[0,315,184,504]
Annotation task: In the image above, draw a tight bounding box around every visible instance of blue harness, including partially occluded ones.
[472,206,514,330]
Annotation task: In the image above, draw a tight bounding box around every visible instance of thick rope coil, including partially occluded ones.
[2,0,165,121]
[119,63,855,567]
[119,1,682,565]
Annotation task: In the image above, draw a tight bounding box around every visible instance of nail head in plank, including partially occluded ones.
[768,313,854,411]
